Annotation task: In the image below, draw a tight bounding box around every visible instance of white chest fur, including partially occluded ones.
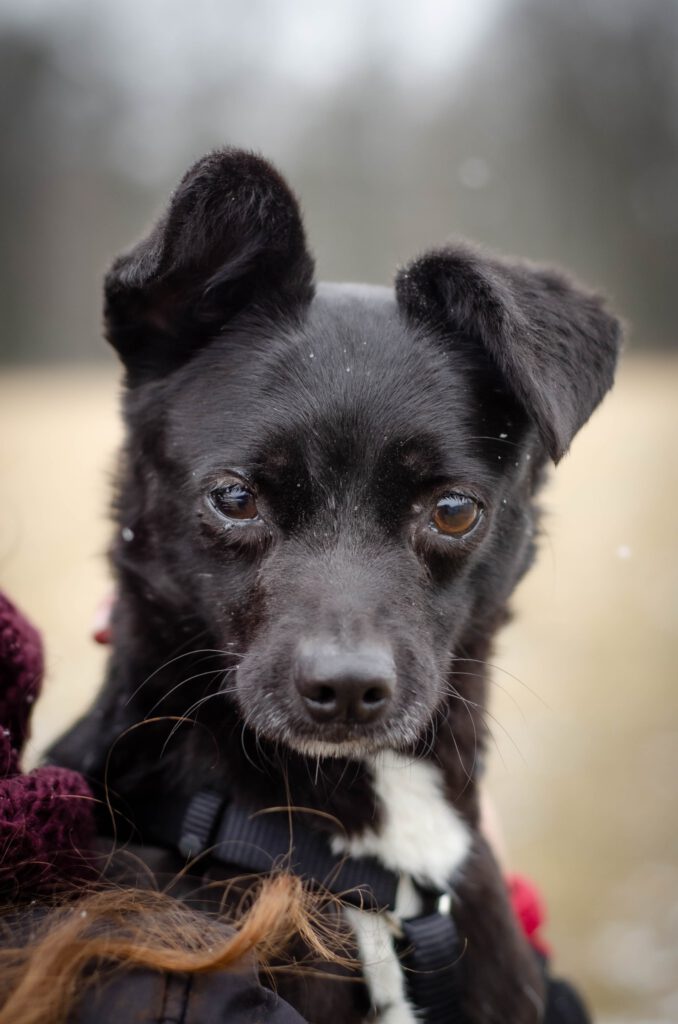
[333,752,471,1024]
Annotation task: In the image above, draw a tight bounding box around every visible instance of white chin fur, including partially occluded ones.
[282,725,422,760]
[284,735,389,758]
[333,750,471,889]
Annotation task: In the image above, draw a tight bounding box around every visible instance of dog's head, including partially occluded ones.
[105,149,620,759]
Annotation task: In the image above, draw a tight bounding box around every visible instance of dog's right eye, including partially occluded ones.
[209,483,259,522]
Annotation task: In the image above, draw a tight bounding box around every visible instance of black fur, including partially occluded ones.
[104,148,315,384]
[396,246,620,462]
[50,148,620,1023]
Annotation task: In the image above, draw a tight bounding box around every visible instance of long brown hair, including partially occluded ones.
[0,874,351,1024]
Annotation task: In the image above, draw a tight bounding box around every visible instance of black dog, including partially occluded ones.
[51,149,620,1024]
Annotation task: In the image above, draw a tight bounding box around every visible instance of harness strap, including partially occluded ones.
[172,788,402,911]
[398,910,462,1024]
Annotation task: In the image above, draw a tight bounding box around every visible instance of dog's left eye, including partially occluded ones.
[431,494,481,537]
[210,483,258,521]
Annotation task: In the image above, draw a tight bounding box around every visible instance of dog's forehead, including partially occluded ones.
[167,284,487,476]
[286,284,465,419]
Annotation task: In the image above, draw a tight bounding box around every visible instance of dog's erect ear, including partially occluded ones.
[395,245,621,462]
[104,149,315,381]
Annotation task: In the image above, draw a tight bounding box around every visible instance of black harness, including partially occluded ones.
[129,787,463,1024]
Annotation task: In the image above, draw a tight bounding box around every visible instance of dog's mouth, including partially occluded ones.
[240,696,429,761]
[232,638,440,759]
[279,722,421,760]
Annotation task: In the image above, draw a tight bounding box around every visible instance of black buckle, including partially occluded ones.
[178,790,224,858]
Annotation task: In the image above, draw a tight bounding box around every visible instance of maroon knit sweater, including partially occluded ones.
[0,593,95,895]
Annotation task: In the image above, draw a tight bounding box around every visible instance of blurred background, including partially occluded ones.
[1,1,676,1020]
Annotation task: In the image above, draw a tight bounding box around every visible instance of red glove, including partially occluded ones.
[507,871,551,957]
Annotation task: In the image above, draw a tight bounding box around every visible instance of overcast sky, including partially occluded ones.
[0,0,508,90]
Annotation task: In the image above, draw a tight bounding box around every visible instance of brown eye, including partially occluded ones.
[210,482,258,521]
[431,494,481,537]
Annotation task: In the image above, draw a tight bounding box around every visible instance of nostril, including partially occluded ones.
[296,678,340,723]
[362,686,387,707]
[307,684,336,707]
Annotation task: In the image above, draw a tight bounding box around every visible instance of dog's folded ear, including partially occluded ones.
[104,148,315,382]
[395,245,622,462]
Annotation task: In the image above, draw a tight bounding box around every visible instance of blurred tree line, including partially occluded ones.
[1,0,676,363]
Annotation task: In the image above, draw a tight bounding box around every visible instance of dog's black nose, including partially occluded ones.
[294,640,396,725]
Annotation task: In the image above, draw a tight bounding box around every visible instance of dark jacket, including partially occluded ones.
[70,967,306,1024]
[67,953,590,1024]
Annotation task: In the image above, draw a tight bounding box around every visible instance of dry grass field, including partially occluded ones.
[1,357,677,1022]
